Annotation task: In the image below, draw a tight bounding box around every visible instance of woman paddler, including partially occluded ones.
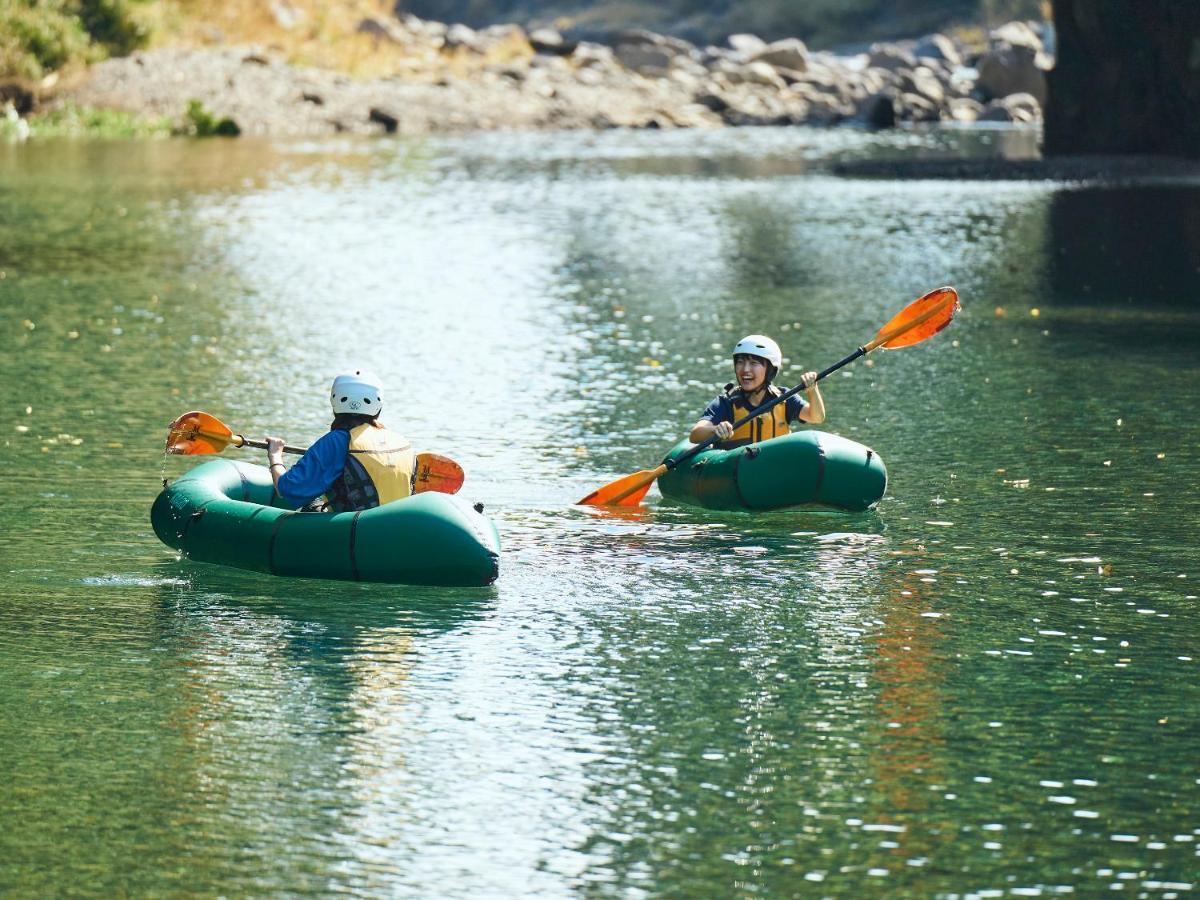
[688,335,825,448]
[264,369,416,511]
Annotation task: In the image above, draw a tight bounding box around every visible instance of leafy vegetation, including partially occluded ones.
[0,0,149,79]
[180,98,239,136]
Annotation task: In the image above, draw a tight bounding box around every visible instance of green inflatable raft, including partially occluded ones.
[656,430,887,512]
[151,459,500,586]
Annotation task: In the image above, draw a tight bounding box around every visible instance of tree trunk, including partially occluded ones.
[1046,1,1200,157]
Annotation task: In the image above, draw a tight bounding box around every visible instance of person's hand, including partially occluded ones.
[713,421,734,439]
[799,371,818,390]
[265,436,285,468]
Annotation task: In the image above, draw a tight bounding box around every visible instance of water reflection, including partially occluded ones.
[1045,186,1200,306]
[3,126,1200,895]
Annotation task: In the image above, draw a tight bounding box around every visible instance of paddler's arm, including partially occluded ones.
[795,371,825,424]
[266,436,287,491]
[265,431,350,509]
[689,394,734,443]
[689,419,734,443]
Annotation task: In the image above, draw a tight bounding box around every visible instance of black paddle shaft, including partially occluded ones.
[235,435,308,455]
[663,345,868,471]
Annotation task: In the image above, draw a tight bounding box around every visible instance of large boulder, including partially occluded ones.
[572,42,617,70]
[529,28,576,56]
[899,92,940,122]
[913,33,962,68]
[976,41,1046,104]
[905,65,946,107]
[748,38,808,72]
[867,43,917,72]
[727,33,767,58]
[990,21,1043,55]
[612,30,695,76]
[741,61,787,89]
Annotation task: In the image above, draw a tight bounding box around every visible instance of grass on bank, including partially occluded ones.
[0,98,245,139]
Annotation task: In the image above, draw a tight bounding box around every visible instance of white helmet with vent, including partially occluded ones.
[330,370,383,416]
[732,335,782,370]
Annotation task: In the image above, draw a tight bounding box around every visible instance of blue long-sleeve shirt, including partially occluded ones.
[276,429,350,508]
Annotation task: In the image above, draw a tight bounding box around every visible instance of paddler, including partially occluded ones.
[264,370,416,511]
[689,335,825,449]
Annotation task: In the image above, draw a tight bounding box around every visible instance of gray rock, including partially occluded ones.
[530,28,575,55]
[976,42,1046,104]
[978,91,1042,123]
[868,43,918,72]
[947,96,983,122]
[899,92,940,122]
[727,33,767,57]
[913,33,962,68]
[444,23,480,51]
[990,21,1043,54]
[572,42,617,69]
[613,44,673,75]
[749,38,808,72]
[614,29,696,57]
[741,61,787,89]
[908,66,946,107]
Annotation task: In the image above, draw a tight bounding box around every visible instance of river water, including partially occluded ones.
[2,127,1199,896]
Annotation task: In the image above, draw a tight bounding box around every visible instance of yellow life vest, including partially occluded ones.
[720,384,792,449]
[327,423,415,512]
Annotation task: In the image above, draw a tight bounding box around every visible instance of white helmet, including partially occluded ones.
[732,335,782,370]
[330,370,383,416]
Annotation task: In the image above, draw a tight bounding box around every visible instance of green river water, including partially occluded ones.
[2,128,1198,896]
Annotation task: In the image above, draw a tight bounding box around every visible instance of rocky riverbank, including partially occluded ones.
[27,16,1053,137]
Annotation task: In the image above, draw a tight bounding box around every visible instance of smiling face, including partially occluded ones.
[733,353,770,394]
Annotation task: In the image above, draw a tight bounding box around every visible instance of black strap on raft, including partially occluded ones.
[267,512,292,576]
[811,433,827,502]
[348,510,364,582]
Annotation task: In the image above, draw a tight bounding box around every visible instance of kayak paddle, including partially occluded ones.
[165,410,466,495]
[577,285,961,507]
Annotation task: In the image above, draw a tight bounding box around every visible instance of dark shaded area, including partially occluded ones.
[1046,1,1200,158]
[830,155,1200,182]
[1044,187,1200,306]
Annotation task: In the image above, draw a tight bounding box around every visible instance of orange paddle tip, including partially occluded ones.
[877,286,960,350]
[577,468,660,507]
[413,453,466,495]
[165,410,231,456]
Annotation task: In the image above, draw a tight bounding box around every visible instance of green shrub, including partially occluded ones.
[77,0,147,56]
[0,1,94,78]
[181,99,240,137]
[0,0,148,79]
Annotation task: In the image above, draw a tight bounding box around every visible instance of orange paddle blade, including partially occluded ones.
[870,286,960,350]
[413,453,465,495]
[166,411,236,455]
[578,465,665,507]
